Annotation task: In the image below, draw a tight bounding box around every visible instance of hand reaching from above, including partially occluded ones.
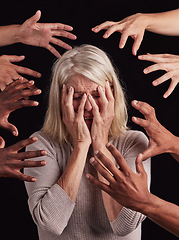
[92,13,148,55]
[18,10,77,58]
[0,79,41,136]
[0,54,41,90]
[138,53,179,98]
[0,136,46,182]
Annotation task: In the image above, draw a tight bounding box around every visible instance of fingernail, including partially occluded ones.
[31,177,36,182]
[29,80,34,85]
[94,150,99,155]
[40,160,46,166]
[144,69,149,74]
[34,89,41,94]
[41,150,47,156]
[132,116,138,121]
[62,84,66,89]
[103,33,108,38]
[152,81,158,86]
[86,174,90,179]
[33,101,39,106]
[12,130,18,136]
[36,73,41,77]
[106,142,111,148]
[133,100,138,105]
[90,157,95,163]
[32,137,38,142]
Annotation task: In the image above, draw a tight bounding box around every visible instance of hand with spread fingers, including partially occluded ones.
[92,9,179,56]
[17,10,77,58]
[138,53,179,98]
[88,81,115,150]
[61,84,91,146]
[0,136,46,182]
[86,143,148,211]
[92,14,146,56]
[0,79,41,136]
[86,143,179,237]
[131,100,179,162]
[0,54,41,90]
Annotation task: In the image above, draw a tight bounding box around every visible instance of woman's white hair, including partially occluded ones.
[42,44,128,144]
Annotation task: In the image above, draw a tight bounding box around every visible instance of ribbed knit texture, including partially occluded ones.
[25,130,151,240]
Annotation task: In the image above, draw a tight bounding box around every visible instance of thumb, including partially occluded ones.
[135,153,145,174]
[0,136,5,148]
[31,10,41,24]
[0,121,19,136]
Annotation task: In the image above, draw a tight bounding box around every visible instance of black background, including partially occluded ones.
[0,1,178,239]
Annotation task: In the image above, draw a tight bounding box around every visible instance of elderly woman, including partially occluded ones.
[24,45,151,240]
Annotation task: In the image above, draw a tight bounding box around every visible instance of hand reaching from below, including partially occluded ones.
[0,136,46,182]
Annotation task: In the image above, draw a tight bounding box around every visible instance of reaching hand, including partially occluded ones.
[0,79,41,136]
[138,53,179,98]
[86,143,149,212]
[92,13,148,55]
[131,100,177,160]
[0,54,41,90]
[18,10,77,58]
[0,136,46,182]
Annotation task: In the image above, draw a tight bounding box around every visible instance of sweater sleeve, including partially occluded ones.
[110,130,151,236]
[24,132,75,236]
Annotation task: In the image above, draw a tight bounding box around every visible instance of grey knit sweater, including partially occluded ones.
[24,130,151,240]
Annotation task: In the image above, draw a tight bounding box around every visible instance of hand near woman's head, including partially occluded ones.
[18,10,77,58]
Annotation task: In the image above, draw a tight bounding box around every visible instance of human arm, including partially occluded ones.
[132,100,179,162]
[0,78,41,136]
[88,81,123,222]
[92,9,179,55]
[0,10,77,58]
[86,143,179,237]
[138,53,179,98]
[0,54,41,90]
[0,136,46,181]
[58,84,91,202]
[88,130,151,235]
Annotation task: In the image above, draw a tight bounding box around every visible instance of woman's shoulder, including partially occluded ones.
[111,130,148,153]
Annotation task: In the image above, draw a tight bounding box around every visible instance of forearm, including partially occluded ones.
[93,141,123,222]
[144,9,179,36]
[57,143,89,202]
[141,193,179,237]
[0,25,21,46]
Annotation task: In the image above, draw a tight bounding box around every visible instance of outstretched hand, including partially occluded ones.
[138,53,179,98]
[131,100,178,161]
[92,13,147,55]
[0,79,41,136]
[86,143,149,212]
[0,136,46,182]
[0,54,41,90]
[18,10,77,58]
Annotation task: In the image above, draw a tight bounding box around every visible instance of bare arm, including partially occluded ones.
[59,85,91,202]
[92,9,179,55]
[0,10,76,57]
[86,144,179,237]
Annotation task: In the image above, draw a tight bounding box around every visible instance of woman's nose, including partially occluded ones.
[84,98,92,111]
